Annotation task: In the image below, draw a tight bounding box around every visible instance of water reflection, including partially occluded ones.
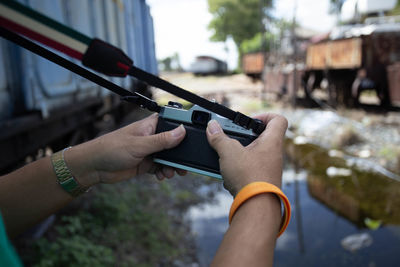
[187,138,400,266]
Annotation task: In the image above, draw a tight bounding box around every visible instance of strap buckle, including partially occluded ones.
[233,112,266,134]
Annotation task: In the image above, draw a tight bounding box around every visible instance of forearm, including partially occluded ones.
[0,145,96,237]
[211,194,281,267]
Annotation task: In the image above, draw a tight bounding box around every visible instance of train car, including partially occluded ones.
[189,55,227,76]
[304,24,400,107]
[303,0,400,108]
[0,0,158,173]
[242,52,264,79]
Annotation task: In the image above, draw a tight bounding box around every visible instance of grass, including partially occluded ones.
[17,175,207,266]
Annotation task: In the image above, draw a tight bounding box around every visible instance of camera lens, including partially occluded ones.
[191,111,211,126]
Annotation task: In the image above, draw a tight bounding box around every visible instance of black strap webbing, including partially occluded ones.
[129,66,233,117]
[129,67,266,134]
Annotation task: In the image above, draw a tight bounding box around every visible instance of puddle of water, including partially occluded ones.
[187,139,400,267]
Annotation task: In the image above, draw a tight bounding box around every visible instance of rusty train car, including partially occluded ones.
[303,23,400,107]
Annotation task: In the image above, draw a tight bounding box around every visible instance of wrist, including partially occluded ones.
[63,145,99,188]
[231,193,281,230]
[229,181,291,237]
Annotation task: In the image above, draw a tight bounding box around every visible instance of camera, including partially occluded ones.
[153,101,259,179]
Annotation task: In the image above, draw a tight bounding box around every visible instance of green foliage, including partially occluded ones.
[207,0,273,50]
[35,233,114,267]
[158,53,182,72]
[241,19,292,54]
[22,179,203,266]
[378,146,400,161]
[240,32,273,54]
[364,217,382,230]
[389,0,400,15]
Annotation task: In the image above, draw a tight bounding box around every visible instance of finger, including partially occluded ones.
[253,113,280,124]
[144,159,162,175]
[254,114,288,138]
[121,113,159,136]
[156,170,165,180]
[161,166,175,179]
[138,124,186,155]
[249,114,288,148]
[175,168,187,176]
[206,120,242,158]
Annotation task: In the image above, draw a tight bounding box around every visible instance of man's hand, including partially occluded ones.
[206,113,288,195]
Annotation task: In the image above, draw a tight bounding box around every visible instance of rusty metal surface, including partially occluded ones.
[264,67,303,95]
[367,32,400,66]
[242,52,264,74]
[306,38,362,69]
[264,68,285,93]
[387,62,400,106]
[306,42,328,69]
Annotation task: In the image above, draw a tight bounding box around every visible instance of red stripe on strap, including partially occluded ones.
[117,62,130,76]
[0,16,84,60]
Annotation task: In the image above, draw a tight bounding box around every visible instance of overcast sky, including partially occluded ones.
[146,0,336,70]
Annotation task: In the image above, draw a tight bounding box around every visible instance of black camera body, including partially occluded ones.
[153,102,259,179]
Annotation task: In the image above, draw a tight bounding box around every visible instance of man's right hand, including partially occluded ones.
[206,113,288,196]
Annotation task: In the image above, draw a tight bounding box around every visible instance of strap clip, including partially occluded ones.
[121,93,161,113]
[234,112,266,134]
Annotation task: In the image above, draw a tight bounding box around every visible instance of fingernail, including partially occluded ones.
[170,124,185,138]
[207,120,222,135]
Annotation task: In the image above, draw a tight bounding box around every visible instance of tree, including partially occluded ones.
[158,52,182,72]
[207,0,273,56]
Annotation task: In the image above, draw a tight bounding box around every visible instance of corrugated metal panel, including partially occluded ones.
[144,3,158,74]
[113,0,130,89]
[0,40,12,120]
[124,0,158,75]
[306,38,362,70]
[19,0,79,117]
[132,0,146,70]
[102,0,126,88]
[66,0,102,99]
[124,0,138,64]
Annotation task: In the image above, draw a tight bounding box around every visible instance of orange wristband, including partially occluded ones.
[228,182,291,237]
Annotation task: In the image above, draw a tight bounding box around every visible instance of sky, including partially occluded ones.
[146,0,337,70]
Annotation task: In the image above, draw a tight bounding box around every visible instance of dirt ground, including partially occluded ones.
[153,72,400,175]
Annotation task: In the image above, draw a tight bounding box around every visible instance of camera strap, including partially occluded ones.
[0,0,265,134]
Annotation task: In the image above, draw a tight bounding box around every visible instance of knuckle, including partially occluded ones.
[209,132,222,143]
[156,132,169,147]
[276,115,288,126]
[212,133,228,147]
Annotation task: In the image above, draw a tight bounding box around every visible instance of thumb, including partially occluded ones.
[206,120,240,158]
[140,124,186,155]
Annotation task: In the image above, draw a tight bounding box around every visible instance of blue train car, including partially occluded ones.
[0,0,158,172]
